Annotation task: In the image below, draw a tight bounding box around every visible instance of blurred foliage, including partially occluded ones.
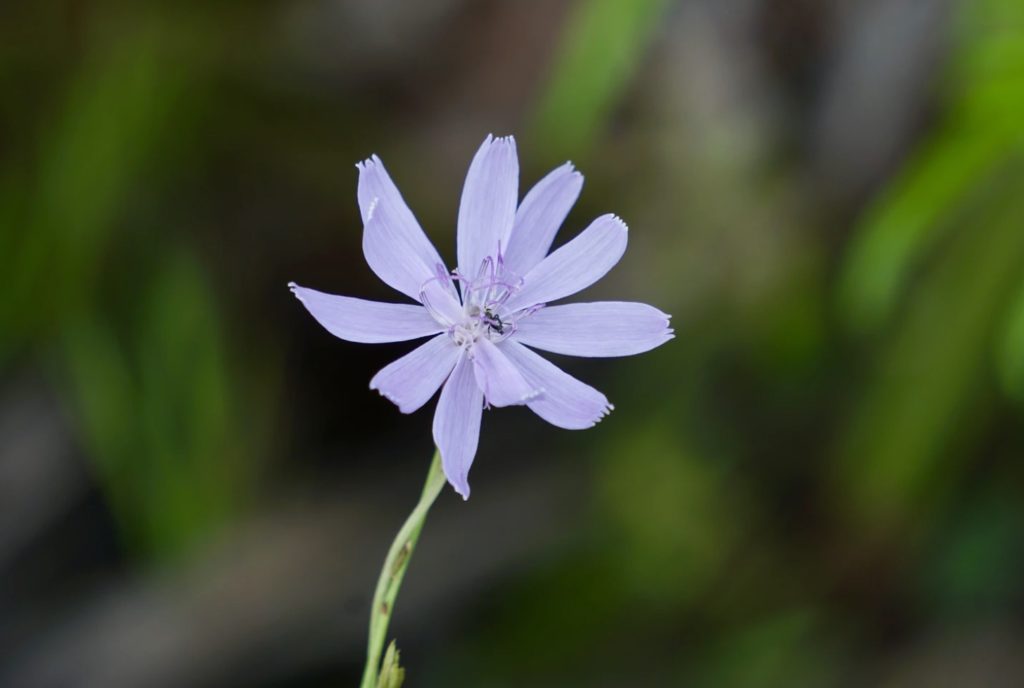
[838,0,1024,334]
[919,486,1024,620]
[998,277,1024,404]
[835,176,1024,531]
[64,252,262,559]
[696,608,836,688]
[2,23,187,358]
[597,419,742,605]
[833,0,1024,533]
[530,0,672,165]
[1,12,269,560]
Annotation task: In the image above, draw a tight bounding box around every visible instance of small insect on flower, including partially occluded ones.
[290,135,673,499]
[483,308,505,335]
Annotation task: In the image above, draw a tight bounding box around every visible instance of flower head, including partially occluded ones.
[290,135,673,498]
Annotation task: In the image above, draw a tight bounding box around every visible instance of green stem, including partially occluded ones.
[360,449,446,688]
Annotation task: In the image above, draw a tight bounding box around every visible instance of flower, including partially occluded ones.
[290,135,673,498]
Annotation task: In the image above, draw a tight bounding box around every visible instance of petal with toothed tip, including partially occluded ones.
[370,334,460,413]
[289,284,443,343]
[433,353,483,499]
[457,135,519,277]
[504,214,627,311]
[357,155,454,302]
[504,162,583,276]
[512,302,673,357]
[501,340,612,429]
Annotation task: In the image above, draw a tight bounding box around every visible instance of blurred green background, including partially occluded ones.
[2,0,1024,686]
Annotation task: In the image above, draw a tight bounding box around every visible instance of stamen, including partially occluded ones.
[476,256,494,281]
[434,262,453,289]
[419,289,442,323]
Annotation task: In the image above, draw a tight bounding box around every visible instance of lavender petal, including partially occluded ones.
[503,162,583,277]
[370,334,460,413]
[432,353,484,499]
[419,277,463,326]
[501,341,612,429]
[289,284,443,343]
[504,214,627,311]
[456,135,518,276]
[358,155,454,301]
[513,302,673,357]
[470,338,541,407]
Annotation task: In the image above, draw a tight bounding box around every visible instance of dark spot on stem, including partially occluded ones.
[391,542,412,575]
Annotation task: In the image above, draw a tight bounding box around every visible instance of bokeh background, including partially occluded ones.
[3,0,1024,686]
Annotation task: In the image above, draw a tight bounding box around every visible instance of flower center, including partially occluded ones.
[420,254,545,349]
[440,254,547,349]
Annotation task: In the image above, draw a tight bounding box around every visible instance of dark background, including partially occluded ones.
[2,0,1024,686]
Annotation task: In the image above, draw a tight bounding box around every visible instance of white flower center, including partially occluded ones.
[423,255,542,350]
[448,302,506,347]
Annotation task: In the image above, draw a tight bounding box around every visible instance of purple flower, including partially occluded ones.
[290,135,673,498]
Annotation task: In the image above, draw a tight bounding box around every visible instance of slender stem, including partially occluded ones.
[360,449,446,688]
